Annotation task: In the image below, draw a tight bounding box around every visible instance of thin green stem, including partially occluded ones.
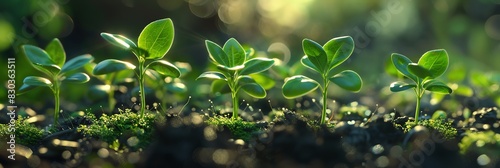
[229,76,239,120]
[138,58,146,118]
[53,82,60,126]
[414,80,423,123]
[320,76,330,125]
[107,73,116,113]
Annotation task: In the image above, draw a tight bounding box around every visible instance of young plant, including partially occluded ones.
[94,18,180,117]
[19,38,94,125]
[282,36,362,125]
[197,38,275,120]
[389,49,452,123]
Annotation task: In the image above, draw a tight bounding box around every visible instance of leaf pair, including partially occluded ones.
[389,49,452,94]
[198,38,275,99]
[97,18,180,78]
[282,37,363,99]
[20,38,94,93]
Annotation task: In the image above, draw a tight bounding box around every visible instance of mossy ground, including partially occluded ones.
[205,115,260,141]
[0,116,44,147]
[401,118,457,140]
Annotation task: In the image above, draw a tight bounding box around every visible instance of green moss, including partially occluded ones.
[403,118,457,140]
[77,109,159,150]
[0,116,44,147]
[206,116,260,141]
[459,130,500,155]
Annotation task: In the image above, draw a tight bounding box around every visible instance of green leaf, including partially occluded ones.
[223,38,246,67]
[18,84,39,93]
[300,56,321,73]
[61,54,94,73]
[23,76,52,87]
[407,63,431,79]
[423,80,452,94]
[211,79,230,94]
[197,71,227,80]
[418,49,448,78]
[166,82,187,93]
[329,70,362,92]
[250,73,275,90]
[206,40,230,66]
[323,36,355,69]
[282,75,320,99]
[389,81,416,92]
[63,73,90,83]
[240,58,275,75]
[23,45,60,75]
[92,59,136,75]
[241,83,266,98]
[45,38,66,67]
[147,60,181,78]
[138,18,175,59]
[100,32,137,50]
[302,39,327,72]
[217,64,245,72]
[391,53,417,82]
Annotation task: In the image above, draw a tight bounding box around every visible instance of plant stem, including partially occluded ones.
[107,73,116,113]
[53,81,60,126]
[415,94,421,123]
[414,80,423,123]
[232,91,238,120]
[320,76,330,125]
[138,58,146,118]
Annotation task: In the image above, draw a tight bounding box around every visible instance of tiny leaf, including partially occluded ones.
[323,36,355,69]
[23,45,60,75]
[223,38,246,67]
[423,80,452,94]
[45,38,66,67]
[391,53,417,82]
[418,49,448,78]
[18,84,38,94]
[389,81,416,92]
[92,59,136,75]
[282,75,320,99]
[138,18,175,59]
[241,83,266,98]
[197,71,226,80]
[23,76,52,87]
[147,60,181,78]
[63,73,90,83]
[407,63,431,79]
[61,54,94,73]
[329,70,362,92]
[206,40,230,66]
[240,58,275,75]
[302,39,327,72]
[101,32,138,50]
[300,56,321,73]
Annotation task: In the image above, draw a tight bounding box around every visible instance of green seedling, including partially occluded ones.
[94,18,180,117]
[19,38,94,126]
[389,49,452,123]
[197,38,275,120]
[282,36,362,125]
[84,62,135,112]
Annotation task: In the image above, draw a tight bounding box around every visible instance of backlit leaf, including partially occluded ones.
[138,18,175,59]
[61,54,94,74]
[240,58,275,75]
[282,75,319,99]
[45,38,66,67]
[418,49,448,78]
[92,59,136,75]
[302,39,327,72]
[323,36,355,69]
[329,70,362,92]
[147,60,181,78]
[389,81,416,92]
[223,38,246,67]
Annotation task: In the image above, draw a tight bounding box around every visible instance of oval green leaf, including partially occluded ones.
[197,71,227,80]
[240,58,275,75]
[418,49,448,78]
[250,73,275,90]
[23,76,52,87]
[282,75,320,99]
[23,45,60,75]
[223,38,246,67]
[92,59,136,75]
[61,54,94,73]
[101,32,137,50]
[33,63,61,76]
[391,53,417,82]
[329,70,362,92]
[302,39,327,72]
[407,63,431,79]
[206,40,230,66]
[423,80,452,94]
[241,83,266,98]
[63,73,90,84]
[18,84,39,94]
[323,36,355,69]
[45,38,66,67]
[166,82,187,93]
[300,56,321,73]
[147,60,181,78]
[138,18,175,59]
[389,81,416,92]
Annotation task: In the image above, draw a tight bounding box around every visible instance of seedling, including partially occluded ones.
[197,38,275,120]
[19,38,94,125]
[94,18,181,117]
[389,49,452,123]
[282,36,362,125]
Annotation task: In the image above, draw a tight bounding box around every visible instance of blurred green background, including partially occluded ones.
[0,0,499,117]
